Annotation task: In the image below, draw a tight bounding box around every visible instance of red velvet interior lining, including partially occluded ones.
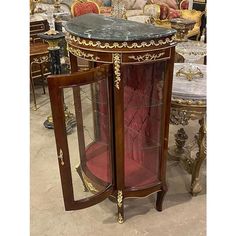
[86,142,159,188]
[84,63,165,189]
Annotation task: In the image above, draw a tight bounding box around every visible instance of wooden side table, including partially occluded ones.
[169,63,206,196]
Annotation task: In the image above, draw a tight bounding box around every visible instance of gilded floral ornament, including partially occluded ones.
[117,190,123,208]
[113,53,121,90]
[68,46,100,61]
[170,109,190,126]
[128,52,165,62]
[31,55,49,64]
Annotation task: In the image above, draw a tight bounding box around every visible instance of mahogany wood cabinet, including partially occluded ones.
[47,14,176,223]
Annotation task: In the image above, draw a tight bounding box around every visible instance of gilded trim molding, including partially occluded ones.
[113,53,121,90]
[68,34,175,49]
[117,190,123,208]
[128,52,165,62]
[172,97,206,106]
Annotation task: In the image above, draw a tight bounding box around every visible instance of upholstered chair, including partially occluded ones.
[118,0,203,39]
[71,0,100,17]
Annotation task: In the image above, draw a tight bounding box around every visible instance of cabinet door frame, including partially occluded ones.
[47,64,114,210]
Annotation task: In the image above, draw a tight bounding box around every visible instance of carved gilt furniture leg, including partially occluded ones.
[169,128,189,161]
[117,190,124,224]
[169,108,190,161]
[156,186,167,211]
[190,116,206,196]
[76,165,89,192]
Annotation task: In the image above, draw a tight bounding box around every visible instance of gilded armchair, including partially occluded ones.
[71,0,112,16]
[116,0,204,39]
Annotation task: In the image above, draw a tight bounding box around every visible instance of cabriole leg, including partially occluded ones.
[156,186,167,211]
[191,116,206,195]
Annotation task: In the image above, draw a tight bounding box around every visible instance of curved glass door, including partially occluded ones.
[48,65,114,210]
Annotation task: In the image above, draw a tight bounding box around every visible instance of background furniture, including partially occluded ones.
[118,0,203,39]
[169,63,206,195]
[70,0,101,70]
[170,17,195,41]
[192,0,206,40]
[71,0,100,16]
[47,13,176,223]
[30,19,51,110]
[38,29,76,133]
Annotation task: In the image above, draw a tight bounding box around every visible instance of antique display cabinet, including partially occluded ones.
[47,14,176,223]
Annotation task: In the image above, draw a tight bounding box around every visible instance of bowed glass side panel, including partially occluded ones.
[122,62,166,189]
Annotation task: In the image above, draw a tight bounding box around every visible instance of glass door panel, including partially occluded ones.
[63,80,112,201]
[48,65,113,210]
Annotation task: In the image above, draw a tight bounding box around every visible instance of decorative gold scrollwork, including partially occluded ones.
[128,52,165,62]
[113,53,121,90]
[67,34,175,49]
[31,55,49,64]
[67,46,100,61]
[117,190,123,208]
[170,109,191,126]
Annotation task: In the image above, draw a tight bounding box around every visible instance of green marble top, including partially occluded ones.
[65,13,176,42]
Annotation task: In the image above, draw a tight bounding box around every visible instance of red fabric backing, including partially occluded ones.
[84,63,165,189]
[86,142,158,188]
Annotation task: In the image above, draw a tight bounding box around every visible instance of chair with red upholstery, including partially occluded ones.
[179,0,189,10]
[71,0,100,17]
[70,1,101,71]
